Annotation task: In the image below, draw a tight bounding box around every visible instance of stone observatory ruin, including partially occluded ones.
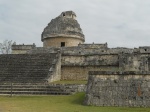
[41,11,85,47]
[0,11,150,107]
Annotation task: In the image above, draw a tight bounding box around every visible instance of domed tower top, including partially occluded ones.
[61,11,76,19]
[41,11,85,47]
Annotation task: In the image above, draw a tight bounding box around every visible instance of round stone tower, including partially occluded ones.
[41,11,85,47]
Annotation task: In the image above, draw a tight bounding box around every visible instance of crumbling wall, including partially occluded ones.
[61,66,118,80]
[61,46,137,80]
[60,43,111,56]
[61,54,119,66]
[47,52,61,82]
[84,71,150,107]
[119,53,150,71]
[27,47,60,54]
[22,44,150,81]
[11,44,36,54]
[61,54,119,80]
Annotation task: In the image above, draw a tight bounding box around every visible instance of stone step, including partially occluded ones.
[0,84,76,95]
[0,53,58,84]
[0,88,63,91]
[0,88,62,90]
[0,85,61,88]
[0,91,70,95]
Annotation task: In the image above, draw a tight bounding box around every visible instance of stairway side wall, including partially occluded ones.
[84,71,150,107]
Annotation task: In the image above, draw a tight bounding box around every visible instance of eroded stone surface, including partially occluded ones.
[41,11,85,47]
[84,72,150,107]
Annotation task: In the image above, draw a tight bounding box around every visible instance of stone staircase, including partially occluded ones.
[0,84,75,95]
[0,53,57,84]
[0,53,72,95]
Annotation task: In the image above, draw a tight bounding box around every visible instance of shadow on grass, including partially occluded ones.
[71,92,86,105]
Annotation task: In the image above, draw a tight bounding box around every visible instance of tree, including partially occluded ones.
[0,40,15,54]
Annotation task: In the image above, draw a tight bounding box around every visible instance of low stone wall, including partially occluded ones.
[49,84,86,93]
[84,71,150,107]
[61,66,118,80]
[47,53,61,83]
[61,54,119,80]
[61,54,119,66]
[11,44,36,54]
[27,47,60,54]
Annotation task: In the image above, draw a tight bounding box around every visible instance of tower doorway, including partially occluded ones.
[61,42,65,47]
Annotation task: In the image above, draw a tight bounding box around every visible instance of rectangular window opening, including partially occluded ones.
[61,42,65,47]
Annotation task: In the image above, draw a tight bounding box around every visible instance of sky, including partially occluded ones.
[1,0,150,48]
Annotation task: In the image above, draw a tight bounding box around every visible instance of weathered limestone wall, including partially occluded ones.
[61,66,118,80]
[23,44,150,81]
[11,50,29,54]
[47,52,61,82]
[27,47,60,54]
[61,43,108,55]
[78,43,108,49]
[61,55,119,66]
[49,84,86,93]
[11,44,36,54]
[61,66,87,80]
[43,37,83,47]
[139,46,150,53]
[61,54,119,80]
[61,45,135,56]
[84,71,150,107]
[119,53,150,71]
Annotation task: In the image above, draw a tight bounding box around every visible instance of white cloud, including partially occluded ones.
[1,0,150,48]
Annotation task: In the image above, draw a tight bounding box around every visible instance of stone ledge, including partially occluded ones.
[89,71,150,75]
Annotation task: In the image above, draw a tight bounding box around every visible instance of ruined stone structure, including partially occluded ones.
[0,53,61,83]
[41,11,85,47]
[1,11,149,106]
[84,71,150,107]
[11,43,36,54]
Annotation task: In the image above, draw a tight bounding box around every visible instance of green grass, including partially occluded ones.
[51,80,87,84]
[0,93,150,112]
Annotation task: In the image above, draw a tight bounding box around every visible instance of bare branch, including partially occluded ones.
[0,40,14,54]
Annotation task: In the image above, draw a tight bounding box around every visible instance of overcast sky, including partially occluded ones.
[1,0,150,48]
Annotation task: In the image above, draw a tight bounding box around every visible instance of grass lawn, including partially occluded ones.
[0,93,150,112]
